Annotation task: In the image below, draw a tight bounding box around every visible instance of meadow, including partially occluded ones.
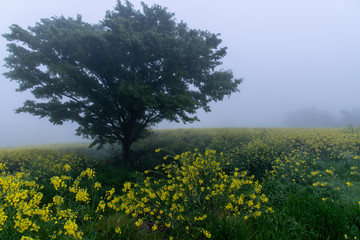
[1,127,360,239]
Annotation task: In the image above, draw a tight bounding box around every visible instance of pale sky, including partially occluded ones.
[1,0,360,146]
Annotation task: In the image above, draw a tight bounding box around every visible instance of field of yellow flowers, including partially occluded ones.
[1,127,360,239]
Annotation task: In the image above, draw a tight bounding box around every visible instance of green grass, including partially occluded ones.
[1,127,360,239]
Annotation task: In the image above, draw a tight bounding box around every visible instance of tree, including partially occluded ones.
[3,1,242,165]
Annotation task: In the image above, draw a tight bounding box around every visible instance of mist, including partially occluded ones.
[1,0,360,147]
[284,107,360,128]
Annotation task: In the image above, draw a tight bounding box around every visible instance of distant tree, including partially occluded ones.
[340,108,360,127]
[284,107,338,128]
[3,1,242,165]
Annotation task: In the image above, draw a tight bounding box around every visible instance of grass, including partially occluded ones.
[0,127,360,239]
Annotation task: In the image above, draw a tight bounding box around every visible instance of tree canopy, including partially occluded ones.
[3,0,242,164]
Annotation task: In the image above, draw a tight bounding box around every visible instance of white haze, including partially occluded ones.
[1,0,360,147]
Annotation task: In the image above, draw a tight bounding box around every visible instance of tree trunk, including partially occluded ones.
[121,139,132,166]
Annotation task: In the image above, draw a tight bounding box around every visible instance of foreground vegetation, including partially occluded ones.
[1,127,360,239]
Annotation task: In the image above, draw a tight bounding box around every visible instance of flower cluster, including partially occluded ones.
[0,164,121,239]
[0,149,98,183]
[120,149,272,239]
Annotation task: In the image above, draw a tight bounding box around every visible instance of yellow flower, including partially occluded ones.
[80,168,96,179]
[94,182,101,189]
[135,219,143,227]
[202,229,212,238]
[64,219,83,239]
[152,224,158,231]
[0,163,5,171]
[194,214,207,221]
[123,182,131,192]
[106,188,116,200]
[325,169,333,174]
[115,227,121,234]
[311,171,319,176]
[64,164,71,172]
[346,182,353,187]
[313,182,320,187]
[254,211,262,217]
[149,192,156,199]
[14,214,32,233]
[50,176,62,190]
[225,203,233,210]
[155,148,161,152]
[265,207,274,214]
[0,207,8,230]
[75,188,90,203]
[53,195,64,206]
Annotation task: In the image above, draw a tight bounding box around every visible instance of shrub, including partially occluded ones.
[119,149,273,239]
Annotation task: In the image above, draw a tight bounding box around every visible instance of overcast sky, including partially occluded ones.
[1,0,360,146]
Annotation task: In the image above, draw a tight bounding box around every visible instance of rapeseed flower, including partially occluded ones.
[135,218,143,227]
[53,195,64,206]
[115,227,121,234]
[50,176,62,190]
[94,182,101,189]
[201,229,212,238]
[346,182,353,187]
[64,219,83,239]
[120,149,272,239]
[64,164,71,172]
[75,188,90,203]
[80,168,96,179]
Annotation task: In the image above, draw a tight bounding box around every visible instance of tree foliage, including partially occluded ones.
[3,1,242,164]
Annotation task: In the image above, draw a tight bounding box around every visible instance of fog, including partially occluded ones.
[1,0,360,147]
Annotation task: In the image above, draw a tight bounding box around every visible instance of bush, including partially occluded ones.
[119,149,273,239]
